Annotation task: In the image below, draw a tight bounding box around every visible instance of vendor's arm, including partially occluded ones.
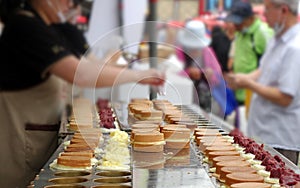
[49,55,165,88]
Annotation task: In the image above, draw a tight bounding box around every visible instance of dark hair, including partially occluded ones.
[73,0,84,7]
[0,0,24,24]
[211,26,223,37]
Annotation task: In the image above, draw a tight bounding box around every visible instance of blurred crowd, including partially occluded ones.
[168,0,300,167]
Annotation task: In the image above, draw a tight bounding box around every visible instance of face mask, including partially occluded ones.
[273,14,286,36]
[273,20,285,36]
[47,0,67,23]
[57,11,67,23]
[241,27,249,34]
[65,9,79,24]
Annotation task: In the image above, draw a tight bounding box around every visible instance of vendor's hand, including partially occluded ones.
[138,69,165,86]
[188,67,202,80]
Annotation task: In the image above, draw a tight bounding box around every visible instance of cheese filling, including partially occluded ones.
[134,141,166,145]
[165,138,190,142]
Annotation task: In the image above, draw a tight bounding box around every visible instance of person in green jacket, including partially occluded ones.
[224,1,273,105]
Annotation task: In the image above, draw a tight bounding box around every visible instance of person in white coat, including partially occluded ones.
[227,0,300,165]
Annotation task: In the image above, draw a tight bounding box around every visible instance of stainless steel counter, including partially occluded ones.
[32,103,299,188]
[133,167,215,188]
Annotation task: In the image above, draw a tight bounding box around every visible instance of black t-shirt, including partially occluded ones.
[210,27,231,73]
[0,10,72,91]
[53,23,89,58]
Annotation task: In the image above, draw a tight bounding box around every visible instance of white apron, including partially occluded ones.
[0,76,64,188]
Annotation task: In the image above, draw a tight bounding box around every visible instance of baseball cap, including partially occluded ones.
[224,1,254,24]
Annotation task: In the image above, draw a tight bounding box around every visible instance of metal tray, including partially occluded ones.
[32,135,133,188]
[33,103,300,188]
[32,136,216,188]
